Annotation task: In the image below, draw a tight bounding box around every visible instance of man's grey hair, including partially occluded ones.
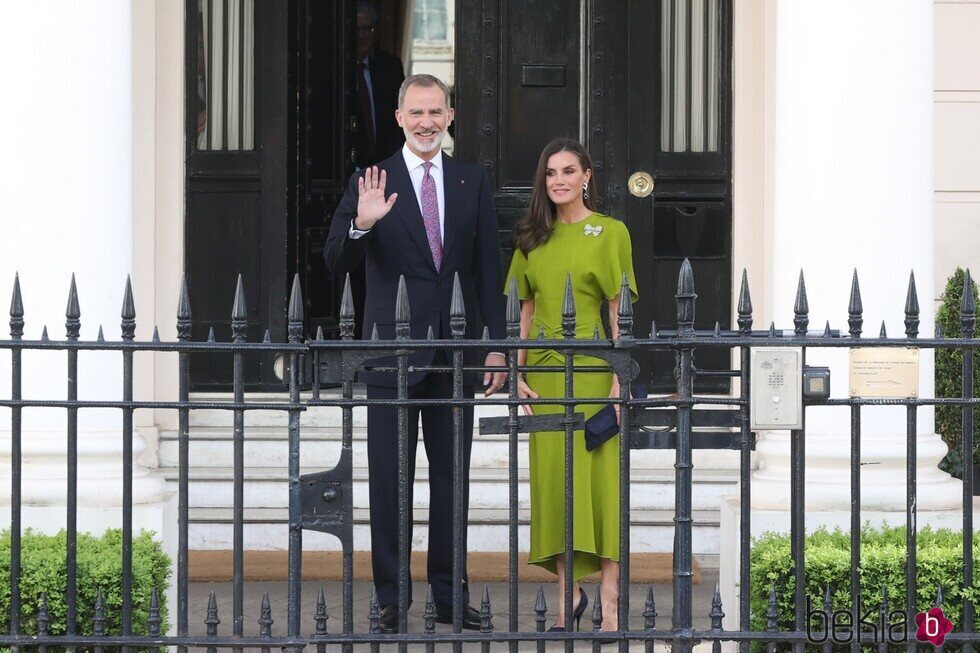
[398,74,452,109]
[357,0,379,24]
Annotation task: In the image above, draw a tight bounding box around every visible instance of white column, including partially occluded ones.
[754,0,960,511]
[0,2,167,507]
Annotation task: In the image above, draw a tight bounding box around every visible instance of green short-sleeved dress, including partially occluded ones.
[504,213,638,580]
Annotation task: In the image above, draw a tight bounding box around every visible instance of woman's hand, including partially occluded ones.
[609,375,621,424]
[517,377,538,416]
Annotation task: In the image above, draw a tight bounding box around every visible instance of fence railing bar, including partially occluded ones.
[561,272,576,652]
[395,275,411,641]
[9,274,23,651]
[339,275,355,653]
[176,276,192,653]
[849,404,861,653]
[506,278,521,653]
[962,269,976,646]
[65,275,80,649]
[674,260,696,653]
[736,267,753,653]
[450,273,466,651]
[120,276,136,653]
[286,274,304,651]
[230,274,247,652]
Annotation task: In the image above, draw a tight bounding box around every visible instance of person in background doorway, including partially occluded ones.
[355,0,406,168]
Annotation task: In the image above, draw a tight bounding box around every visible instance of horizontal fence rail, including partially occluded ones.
[1,260,978,651]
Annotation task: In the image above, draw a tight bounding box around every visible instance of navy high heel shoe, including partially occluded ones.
[547,587,588,632]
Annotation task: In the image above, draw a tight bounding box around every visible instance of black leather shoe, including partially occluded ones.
[434,604,482,630]
[377,604,398,634]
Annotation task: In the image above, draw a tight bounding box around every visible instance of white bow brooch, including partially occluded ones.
[583,224,603,237]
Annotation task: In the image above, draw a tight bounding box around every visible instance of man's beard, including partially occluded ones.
[405,128,445,154]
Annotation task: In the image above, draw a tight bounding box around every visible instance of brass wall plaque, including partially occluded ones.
[848,347,920,398]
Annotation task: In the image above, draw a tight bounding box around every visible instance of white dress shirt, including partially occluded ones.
[350,144,445,239]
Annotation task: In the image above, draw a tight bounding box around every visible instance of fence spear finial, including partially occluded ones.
[258,591,274,636]
[450,272,466,338]
[823,320,831,338]
[315,325,324,341]
[231,274,247,343]
[879,321,887,338]
[423,584,436,634]
[506,277,521,339]
[561,272,576,338]
[676,259,696,336]
[314,586,328,635]
[9,273,24,339]
[710,582,725,629]
[534,585,548,632]
[480,585,494,633]
[288,273,304,343]
[92,588,105,636]
[737,269,753,335]
[962,269,976,337]
[617,272,634,339]
[121,275,136,341]
[368,589,381,634]
[591,584,603,631]
[905,271,919,338]
[148,588,161,636]
[848,269,863,338]
[339,273,355,340]
[794,270,809,337]
[66,274,81,340]
[395,275,411,339]
[205,590,220,635]
[207,326,216,342]
[643,585,657,629]
[177,276,192,341]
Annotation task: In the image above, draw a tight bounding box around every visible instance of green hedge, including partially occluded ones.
[751,525,980,649]
[0,529,171,638]
[936,267,980,478]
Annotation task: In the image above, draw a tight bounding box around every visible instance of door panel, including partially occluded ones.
[293,0,359,343]
[185,0,288,390]
[458,0,732,393]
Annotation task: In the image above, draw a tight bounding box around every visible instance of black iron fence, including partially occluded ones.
[2,260,978,651]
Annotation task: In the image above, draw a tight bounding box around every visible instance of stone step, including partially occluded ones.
[185,506,722,556]
[158,427,743,471]
[159,466,740,512]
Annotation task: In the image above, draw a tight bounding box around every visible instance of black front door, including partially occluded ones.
[457,0,732,392]
[184,0,289,390]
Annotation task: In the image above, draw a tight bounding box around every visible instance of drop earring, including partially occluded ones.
[583,183,590,201]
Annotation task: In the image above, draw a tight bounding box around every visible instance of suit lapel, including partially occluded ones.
[441,154,463,265]
[387,155,438,273]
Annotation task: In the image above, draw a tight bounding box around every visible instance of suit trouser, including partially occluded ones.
[366,370,475,608]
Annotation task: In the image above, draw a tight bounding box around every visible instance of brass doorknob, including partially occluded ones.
[628,172,654,197]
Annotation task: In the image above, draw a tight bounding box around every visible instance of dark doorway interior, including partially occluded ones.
[185,0,732,392]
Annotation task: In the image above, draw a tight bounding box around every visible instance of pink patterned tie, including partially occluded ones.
[420,161,443,271]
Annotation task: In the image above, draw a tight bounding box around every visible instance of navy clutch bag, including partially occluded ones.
[584,383,647,452]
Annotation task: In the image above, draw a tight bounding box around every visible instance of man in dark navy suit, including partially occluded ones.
[323,74,507,632]
[354,0,405,167]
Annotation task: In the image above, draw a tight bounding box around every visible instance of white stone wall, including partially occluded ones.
[935,0,980,303]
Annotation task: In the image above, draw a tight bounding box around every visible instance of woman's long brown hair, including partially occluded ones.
[512,138,597,255]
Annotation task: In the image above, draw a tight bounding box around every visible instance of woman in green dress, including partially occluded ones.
[505,138,637,631]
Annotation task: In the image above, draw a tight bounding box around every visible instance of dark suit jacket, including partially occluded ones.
[323,150,506,387]
[355,49,406,168]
